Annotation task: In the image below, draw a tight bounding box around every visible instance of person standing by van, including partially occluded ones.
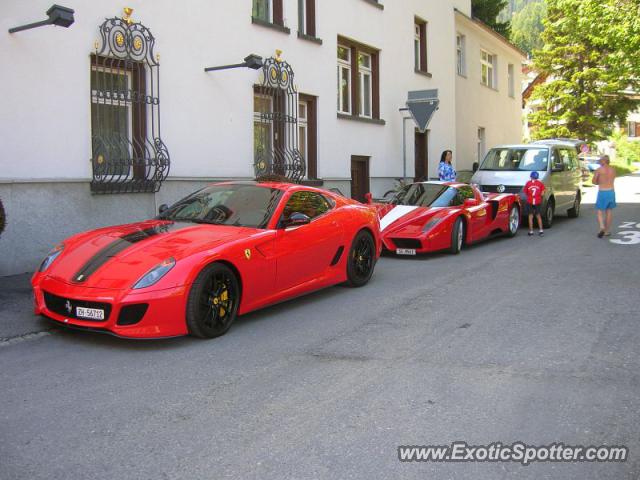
[592,155,616,238]
[524,171,546,236]
[438,150,457,181]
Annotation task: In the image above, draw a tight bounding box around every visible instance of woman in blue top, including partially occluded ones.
[438,150,457,181]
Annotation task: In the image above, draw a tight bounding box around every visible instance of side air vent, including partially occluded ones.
[330,246,345,266]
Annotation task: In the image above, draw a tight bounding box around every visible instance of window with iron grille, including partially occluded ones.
[89,16,170,194]
[253,57,305,182]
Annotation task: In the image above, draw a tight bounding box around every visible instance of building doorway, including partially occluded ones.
[414,129,428,181]
[350,156,370,202]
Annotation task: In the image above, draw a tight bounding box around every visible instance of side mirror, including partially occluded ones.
[464,198,479,207]
[364,192,373,204]
[472,162,479,173]
[158,204,169,215]
[552,163,565,172]
[283,212,311,228]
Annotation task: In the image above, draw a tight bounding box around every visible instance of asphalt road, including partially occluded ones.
[1,177,639,480]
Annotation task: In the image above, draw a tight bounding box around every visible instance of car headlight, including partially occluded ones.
[39,244,64,272]
[133,258,176,289]
[422,217,443,232]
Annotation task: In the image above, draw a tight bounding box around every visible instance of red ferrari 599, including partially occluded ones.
[32,181,381,339]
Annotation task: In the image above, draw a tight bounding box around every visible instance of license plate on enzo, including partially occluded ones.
[396,248,416,256]
[76,306,105,320]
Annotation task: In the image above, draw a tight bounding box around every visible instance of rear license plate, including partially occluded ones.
[396,248,416,256]
[76,306,105,320]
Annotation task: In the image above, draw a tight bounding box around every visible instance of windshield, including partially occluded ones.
[480,148,549,171]
[159,184,283,228]
[391,184,458,207]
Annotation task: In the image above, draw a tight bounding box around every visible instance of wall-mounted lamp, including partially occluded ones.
[8,4,75,34]
[204,54,263,73]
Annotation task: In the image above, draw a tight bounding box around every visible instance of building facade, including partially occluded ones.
[455,9,526,167]
[0,0,525,275]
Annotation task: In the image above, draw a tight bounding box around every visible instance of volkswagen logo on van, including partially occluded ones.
[497,184,506,193]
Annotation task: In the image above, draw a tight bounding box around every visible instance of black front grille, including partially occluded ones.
[481,185,522,194]
[392,238,422,249]
[117,304,149,326]
[43,291,112,322]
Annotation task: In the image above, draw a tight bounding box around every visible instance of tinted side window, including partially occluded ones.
[282,191,331,221]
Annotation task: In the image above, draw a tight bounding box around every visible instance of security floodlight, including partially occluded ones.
[9,5,75,33]
[244,54,264,70]
[204,54,264,73]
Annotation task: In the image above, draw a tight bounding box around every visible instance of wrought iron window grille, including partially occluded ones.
[253,56,305,183]
[90,13,170,194]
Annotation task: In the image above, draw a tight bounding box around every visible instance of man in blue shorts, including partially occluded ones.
[592,155,616,238]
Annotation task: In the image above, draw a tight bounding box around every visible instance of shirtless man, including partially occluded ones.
[592,155,616,238]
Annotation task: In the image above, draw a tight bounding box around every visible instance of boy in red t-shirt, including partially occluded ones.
[524,171,546,236]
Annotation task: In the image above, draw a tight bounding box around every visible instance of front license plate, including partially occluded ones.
[76,306,105,320]
[396,248,416,256]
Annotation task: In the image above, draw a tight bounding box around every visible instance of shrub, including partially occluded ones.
[611,130,640,165]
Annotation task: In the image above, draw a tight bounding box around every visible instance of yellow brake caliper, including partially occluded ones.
[218,289,229,317]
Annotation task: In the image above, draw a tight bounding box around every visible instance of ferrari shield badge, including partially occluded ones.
[244,248,252,260]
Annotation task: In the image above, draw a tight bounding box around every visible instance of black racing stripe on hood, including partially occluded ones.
[72,223,190,283]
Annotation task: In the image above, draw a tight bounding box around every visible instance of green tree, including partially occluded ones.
[529,0,640,142]
[472,0,511,37]
[510,1,546,55]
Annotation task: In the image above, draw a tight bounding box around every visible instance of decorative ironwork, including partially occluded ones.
[90,11,169,194]
[254,56,305,183]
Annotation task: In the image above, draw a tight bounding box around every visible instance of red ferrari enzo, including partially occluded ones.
[373,181,520,255]
[32,182,381,339]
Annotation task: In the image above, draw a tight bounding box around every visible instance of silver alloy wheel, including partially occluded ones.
[457,222,464,251]
[509,207,519,234]
[546,203,554,225]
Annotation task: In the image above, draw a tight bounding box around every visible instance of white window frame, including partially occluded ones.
[508,63,515,98]
[628,121,637,137]
[253,0,273,23]
[337,45,352,115]
[477,127,486,163]
[298,100,308,163]
[481,49,496,89]
[456,34,466,76]
[358,52,372,119]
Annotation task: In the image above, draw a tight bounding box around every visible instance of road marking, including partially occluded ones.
[611,231,640,245]
[610,220,640,245]
[619,222,640,229]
